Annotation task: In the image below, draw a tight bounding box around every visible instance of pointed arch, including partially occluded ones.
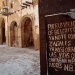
[21,17,34,47]
[10,21,18,46]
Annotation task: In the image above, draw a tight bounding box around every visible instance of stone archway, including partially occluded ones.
[10,21,18,47]
[0,18,5,44]
[21,17,34,47]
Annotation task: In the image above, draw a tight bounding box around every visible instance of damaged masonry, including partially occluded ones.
[0,0,39,50]
[0,0,40,75]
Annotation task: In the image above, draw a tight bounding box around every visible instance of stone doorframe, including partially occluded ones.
[0,17,5,44]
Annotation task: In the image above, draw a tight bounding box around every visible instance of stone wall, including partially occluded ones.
[0,0,39,50]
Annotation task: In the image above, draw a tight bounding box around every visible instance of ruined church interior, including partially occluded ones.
[0,0,39,50]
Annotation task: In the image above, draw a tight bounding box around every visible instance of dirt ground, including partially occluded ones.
[0,45,40,75]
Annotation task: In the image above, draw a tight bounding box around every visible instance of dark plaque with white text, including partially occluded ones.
[45,15,75,75]
[39,0,75,75]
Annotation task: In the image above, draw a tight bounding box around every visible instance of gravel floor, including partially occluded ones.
[0,45,40,75]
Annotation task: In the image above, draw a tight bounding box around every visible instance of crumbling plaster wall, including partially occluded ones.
[33,0,39,50]
[0,0,2,9]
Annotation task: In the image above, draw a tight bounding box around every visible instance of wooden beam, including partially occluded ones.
[22,3,30,6]
[20,4,27,8]
[26,1,33,5]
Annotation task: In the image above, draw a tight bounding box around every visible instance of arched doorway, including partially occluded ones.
[0,18,6,44]
[21,17,34,47]
[10,21,18,47]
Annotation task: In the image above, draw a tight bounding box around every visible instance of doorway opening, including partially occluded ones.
[21,17,34,48]
[1,19,6,44]
[10,21,18,47]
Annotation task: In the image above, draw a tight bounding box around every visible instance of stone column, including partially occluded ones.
[0,28,2,44]
[5,16,9,46]
[18,27,22,48]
